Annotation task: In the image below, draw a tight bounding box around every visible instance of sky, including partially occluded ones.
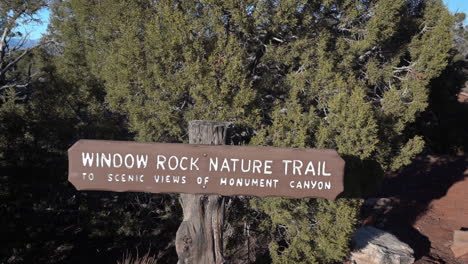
[16,7,50,40]
[444,0,468,16]
[17,0,468,40]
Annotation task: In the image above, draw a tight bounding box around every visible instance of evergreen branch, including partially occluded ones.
[392,62,417,73]
[0,48,33,76]
[272,37,284,43]
[0,40,52,81]
[420,24,435,33]
[0,7,28,61]
[0,83,29,90]
[0,27,9,57]
[393,75,409,81]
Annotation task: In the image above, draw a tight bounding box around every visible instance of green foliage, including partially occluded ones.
[247,0,454,262]
[0,89,28,164]
[251,197,318,264]
[0,0,50,164]
[390,135,425,170]
[0,44,128,167]
[318,87,379,160]
[250,198,361,264]
[49,0,262,143]
[1,0,455,263]
[415,11,468,154]
[0,0,47,95]
[47,0,455,164]
[310,199,362,263]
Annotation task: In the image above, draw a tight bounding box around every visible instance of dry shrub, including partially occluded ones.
[117,249,157,264]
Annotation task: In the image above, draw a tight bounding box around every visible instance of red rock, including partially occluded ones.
[451,230,468,258]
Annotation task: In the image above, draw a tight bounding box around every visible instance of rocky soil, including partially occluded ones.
[362,153,468,264]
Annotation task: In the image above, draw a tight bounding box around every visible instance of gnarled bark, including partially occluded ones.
[175,120,231,264]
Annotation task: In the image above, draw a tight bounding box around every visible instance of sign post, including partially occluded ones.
[67,120,345,264]
[176,120,230,264]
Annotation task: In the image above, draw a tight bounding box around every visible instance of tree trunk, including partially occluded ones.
[176,120,231,264]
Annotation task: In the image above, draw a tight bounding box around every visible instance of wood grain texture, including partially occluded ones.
[176,120,229,264]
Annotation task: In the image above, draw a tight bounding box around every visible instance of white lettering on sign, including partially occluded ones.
[113,154,122,168]
[264,160,273,174]
[82,152,94,167]
[209,158,274,174]
[107,174,144,182]
[82,153,148,169]
[70,140,345,199]
[219,177,279,188]
[125,154,134,169]
[289,180,331,190]
[81,153,331,178]
[168,156,179,170]
[180,157,188,170]
[322,161,331,176]
[241,159,251,173]
[305,161,316,175]
[156,155,166,169]
[190,158,200,170]
[156,155,200,171]
[282,160,292,175]
[293,160,303,175]
[282,160,331,176]
[153,175,187,184]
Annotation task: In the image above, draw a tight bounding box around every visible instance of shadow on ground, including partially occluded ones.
[363,153,468,262]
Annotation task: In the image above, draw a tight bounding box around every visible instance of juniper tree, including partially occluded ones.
[0,0,129,166]
[414,11,468,153]
[0,0,47,165]
[50,0,261,142]
[49,0,455,263]
[0,0,46,96]
[250,0,453,262]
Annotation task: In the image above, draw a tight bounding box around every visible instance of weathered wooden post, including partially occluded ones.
[175,120,231,264]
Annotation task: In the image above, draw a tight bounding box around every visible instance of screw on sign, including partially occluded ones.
[67,120,345,264]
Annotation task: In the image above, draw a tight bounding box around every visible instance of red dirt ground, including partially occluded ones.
[413,157,468,264]
[360,92,468,264]
[363,153,468,264]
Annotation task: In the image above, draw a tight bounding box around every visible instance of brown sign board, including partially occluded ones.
[67,140,345,199]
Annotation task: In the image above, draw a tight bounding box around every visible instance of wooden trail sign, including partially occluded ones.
[68,140,345,200]
[67,121,346,264]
